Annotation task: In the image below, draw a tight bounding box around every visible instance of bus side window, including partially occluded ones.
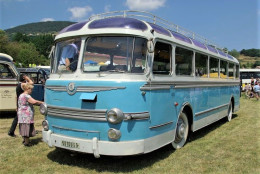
[152,42,171,75]
[175,47,193,76]
[228,63,234,79]
[209,57,219,78]
[195,52,208,77]
[220,60,228,78]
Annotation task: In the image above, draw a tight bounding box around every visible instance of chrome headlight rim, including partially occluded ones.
[40,102,48,115]
[108,128,121,140]
[106,108,124,124]
[42,120,49,131]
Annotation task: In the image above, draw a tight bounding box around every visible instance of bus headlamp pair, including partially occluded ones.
[106,108,124,140]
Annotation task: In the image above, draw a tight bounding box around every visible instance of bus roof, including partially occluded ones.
[0,53,13,62]
[55,10,239,64]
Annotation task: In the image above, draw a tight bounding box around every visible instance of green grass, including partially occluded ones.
[0,95,259,174]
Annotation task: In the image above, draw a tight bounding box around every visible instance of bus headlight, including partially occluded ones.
[108,128,121,140]
[42,120,49,131]
[106,108,124,124]
[40,103,47,115]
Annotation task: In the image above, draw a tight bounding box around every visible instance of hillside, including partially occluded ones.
[5,21,75,34]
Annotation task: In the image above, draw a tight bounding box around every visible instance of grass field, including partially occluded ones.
[0,94,259,174]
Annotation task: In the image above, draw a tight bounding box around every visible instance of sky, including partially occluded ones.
[0,0,259,51]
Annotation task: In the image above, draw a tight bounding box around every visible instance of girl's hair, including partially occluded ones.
[23,83,34,91]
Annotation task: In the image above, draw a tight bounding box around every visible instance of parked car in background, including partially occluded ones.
[0,53,19,112]
[17,68,48,101]
[36,66,50,78]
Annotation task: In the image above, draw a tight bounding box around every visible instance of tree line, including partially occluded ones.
[0,30,54,67]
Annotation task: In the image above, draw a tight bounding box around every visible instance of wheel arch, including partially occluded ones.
[178,102,194,132]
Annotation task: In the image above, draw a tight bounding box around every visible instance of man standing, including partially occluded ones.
[8,74,33,137]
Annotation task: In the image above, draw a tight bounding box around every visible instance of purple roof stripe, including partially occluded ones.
[207,45,218,54]
[191,39,207,50]
[59,21,88,34]
[227,54,233,59]
[88,17,147,31]
[170,31,192,44]
[147,22,171,37]
[218,50,227,57]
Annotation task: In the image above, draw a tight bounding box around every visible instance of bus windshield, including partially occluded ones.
[54,38,82,73]
[82,36,147,73]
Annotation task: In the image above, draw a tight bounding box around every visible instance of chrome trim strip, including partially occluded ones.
[52,125,100,134]
[140,85,171,91]
[46,85,126,92]
[46,85,67,91]
[76,86,126,92]
[125,112,150,120]
[47,105,150,121]
[195,103,229,116]
[47,105,107,121]
[140,81,239,90]
[149,121,173,129]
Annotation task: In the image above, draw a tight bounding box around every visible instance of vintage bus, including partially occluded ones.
[41,11,240,158]
[0,53,19,112]
[240,68,260,91]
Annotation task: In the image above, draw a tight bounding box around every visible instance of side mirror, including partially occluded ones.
[147,39,154,53]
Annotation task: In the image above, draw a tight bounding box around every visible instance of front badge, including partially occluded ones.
[67,82,77,95]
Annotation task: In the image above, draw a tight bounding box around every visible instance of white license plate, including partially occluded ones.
[61,140,80,149]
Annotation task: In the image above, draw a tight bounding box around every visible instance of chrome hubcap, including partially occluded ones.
[175,119,186,142]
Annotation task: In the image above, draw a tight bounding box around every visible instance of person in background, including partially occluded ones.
[8,74,33,137]
[253,82,260,100]
[244,83,251,98]
[18,83,43,146]
[58,40,81,71]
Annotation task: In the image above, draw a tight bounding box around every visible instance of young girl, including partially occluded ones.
[18,83,43,146]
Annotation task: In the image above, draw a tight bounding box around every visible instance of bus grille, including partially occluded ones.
[47,105,107,121]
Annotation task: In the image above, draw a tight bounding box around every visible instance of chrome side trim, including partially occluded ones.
[46,85,126,92]
[125,112,150,120]
[149,121,173,129]
[140,81,239,90]
[195,103,229,117]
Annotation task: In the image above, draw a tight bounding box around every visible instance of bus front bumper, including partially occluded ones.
[42,129,174,158]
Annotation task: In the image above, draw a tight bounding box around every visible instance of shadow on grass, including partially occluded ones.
[46,114,238,172]
[47,144,174,172]
[0,111,16,118]
[188,114,238,142]
[30,137,42,146]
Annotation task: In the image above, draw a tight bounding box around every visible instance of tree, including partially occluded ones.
[0,30,9,52]
[229,49,240,58]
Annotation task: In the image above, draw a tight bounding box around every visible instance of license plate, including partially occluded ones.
[61,140,80,149]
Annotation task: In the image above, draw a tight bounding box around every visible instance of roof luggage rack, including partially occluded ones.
[89,10,224,51]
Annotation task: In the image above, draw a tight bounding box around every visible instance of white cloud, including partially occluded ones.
[104,5,111,13]
[68,6,93,21]
[41,18,55,22]
[126,0,166,11]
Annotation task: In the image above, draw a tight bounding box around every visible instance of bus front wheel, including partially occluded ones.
[172,112,189,149]
[227,102,233,122]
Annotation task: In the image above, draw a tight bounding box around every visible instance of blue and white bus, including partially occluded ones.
[41,11,240,158]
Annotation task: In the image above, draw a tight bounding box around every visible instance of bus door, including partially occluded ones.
[149,41,175,129]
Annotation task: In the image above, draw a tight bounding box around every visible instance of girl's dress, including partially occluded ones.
[18,93,35,137]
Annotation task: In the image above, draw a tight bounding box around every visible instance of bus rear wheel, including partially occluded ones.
[172,112,189,149]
